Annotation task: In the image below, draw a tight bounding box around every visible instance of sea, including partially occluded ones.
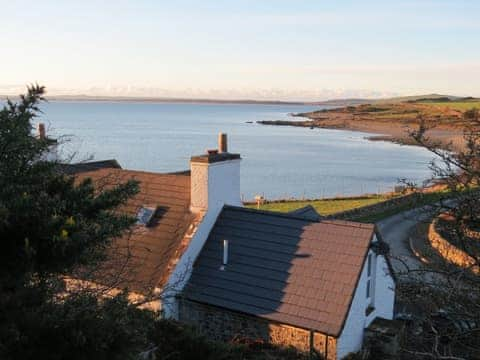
[36,101,436,200]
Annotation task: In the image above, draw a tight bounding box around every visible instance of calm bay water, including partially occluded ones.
[38,101,435,200]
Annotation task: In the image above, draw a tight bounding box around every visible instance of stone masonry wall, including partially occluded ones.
[179,299,337,359]
[428,218,479,274]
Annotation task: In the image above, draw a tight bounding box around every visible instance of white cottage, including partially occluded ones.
[70,133,395,359]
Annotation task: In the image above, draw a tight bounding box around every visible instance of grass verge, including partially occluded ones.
[246,191,448,223]
[245,194,391,216]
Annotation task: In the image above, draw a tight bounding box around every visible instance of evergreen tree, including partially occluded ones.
[0,85,154,360]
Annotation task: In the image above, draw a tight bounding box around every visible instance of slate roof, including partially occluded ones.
[60,159,122,174]
[288,205,322,221]
[183,205,375,337]
[75,167,196,293]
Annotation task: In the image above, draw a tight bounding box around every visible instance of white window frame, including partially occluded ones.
[365,252,376,308]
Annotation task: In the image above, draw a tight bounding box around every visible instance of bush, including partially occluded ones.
[0,291,155,360]
[464,107,479,120]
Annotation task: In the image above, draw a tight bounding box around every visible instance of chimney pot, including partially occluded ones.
[38,123,46,140]
[218,133,227,153]
[223,239,229,265]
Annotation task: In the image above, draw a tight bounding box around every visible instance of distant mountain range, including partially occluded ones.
[0,93,477,106]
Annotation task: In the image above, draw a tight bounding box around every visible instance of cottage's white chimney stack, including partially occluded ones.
[190,133,242,213]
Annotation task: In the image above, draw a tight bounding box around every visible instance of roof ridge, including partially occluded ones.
[290,204,316,211]
[319,219,375,229]
[223,205,317,222]
[94,168,190,177]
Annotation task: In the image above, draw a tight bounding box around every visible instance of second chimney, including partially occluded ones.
[38,123,46,140]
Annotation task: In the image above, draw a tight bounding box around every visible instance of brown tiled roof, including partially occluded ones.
[183,206,375,337]
[75,167,195,294]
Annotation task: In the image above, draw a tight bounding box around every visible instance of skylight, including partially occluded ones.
[136,206,156,226]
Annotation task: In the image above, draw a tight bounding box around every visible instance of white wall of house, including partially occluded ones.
[337,236,395,359]
[371,254,395,321]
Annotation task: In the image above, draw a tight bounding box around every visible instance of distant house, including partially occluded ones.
[69,133,395,359]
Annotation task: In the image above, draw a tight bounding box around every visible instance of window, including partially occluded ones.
[367,253,372,277]
[136,206,156,226]
[365,252,376,315]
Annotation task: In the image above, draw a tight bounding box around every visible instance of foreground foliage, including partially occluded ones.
[0,86,147,359]
[393,108,480,359]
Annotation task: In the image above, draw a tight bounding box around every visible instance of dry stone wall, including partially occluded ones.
[179,299,337,359]
[428,218,479,274]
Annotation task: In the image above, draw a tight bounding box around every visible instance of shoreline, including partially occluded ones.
[258,113,466,152]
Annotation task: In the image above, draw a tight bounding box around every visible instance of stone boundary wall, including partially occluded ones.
[327,193,420,221]
[428,218,479,274]
[179,299,337,360]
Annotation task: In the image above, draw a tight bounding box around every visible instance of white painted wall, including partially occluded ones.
[337,236,395,359]
[371,254,395,321]
[208,159,242,209]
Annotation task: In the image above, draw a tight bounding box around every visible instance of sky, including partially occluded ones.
[1,0,479,101]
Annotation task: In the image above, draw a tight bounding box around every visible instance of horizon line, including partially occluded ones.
[0,92,468,106]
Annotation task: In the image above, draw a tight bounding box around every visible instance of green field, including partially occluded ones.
[246,195,391,216]
[419,100,480,111]
[245,191,449,223]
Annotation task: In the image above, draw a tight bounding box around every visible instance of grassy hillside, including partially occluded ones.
[416,99,480,111]
[296,97,479,129]
[375,94,462,104]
